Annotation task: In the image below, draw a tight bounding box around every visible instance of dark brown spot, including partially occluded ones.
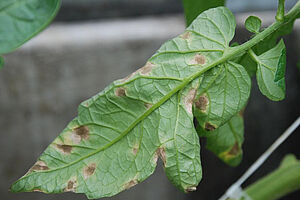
[190,54,206,65]
[140,62,154,75]
[30,161,49,171]
[144,103,152,109]
[65,180,77,192]
[74,126,89,140]
[83,163,96,179]
[205,123,216,131]
[123,179,138,190]
[181,32,191,39]
[184,88,197,114]
[195,95,209,112]
[185,186,197,193]
[115,87,126,97]
[156,147,166,166]
[228,142,240,156]
[56,144,72,154]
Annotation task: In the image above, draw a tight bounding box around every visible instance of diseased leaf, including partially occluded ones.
[251,40,286,101]
[0,0,61,54]
[204,114,244,166]
[193,62,251,131]
[245,16,262,34]
[182,0,225,26]
[11,7,250,199]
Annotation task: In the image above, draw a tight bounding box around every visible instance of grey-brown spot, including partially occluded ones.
[157,147,166,166]
[83,163,96,179]
[184,88,197,114]
[74,126,89,140]
[190,54,206,65]
[123,179,138,190]
[144,103,152,109]
[195,95,209,112]
[205,122,216,131]
[56,144,72,154]
[65,179,77,192]
[140,62,154,75]
[115,87,126,97]
[228,142,240,156]
[30,161,49,171]
[185,186,197,193]
[180,32,191,39]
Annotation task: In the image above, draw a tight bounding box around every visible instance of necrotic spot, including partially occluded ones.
[83,163,96,179]
[56,144,72,154]
[195,95,209,112]
[205,122,216,131]
[115,87,126,97]
[74,126,89,140]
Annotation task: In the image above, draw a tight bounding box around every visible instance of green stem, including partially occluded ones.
[276,0,285,21]
[245,155,300,200]
[188,0,300,83]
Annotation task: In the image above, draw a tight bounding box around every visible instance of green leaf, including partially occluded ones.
[0,0,61,54]
[11,7,252,199]
[251,40,286,101]
[204,114,244,166]
[193,62,251,131]
[245,16,262,34]
[0,56,3,69]
[182,0,225,26]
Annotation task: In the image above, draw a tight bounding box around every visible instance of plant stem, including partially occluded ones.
[276,0,285,21]
[245,155,300,200]
[189,0,300,82]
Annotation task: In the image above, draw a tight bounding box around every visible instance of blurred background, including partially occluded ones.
[0,0,300,199]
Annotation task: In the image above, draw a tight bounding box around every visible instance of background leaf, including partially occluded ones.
[252,40,286,101]
[182,0,225,26]
[245,16,262,34]
[202,114,244,166]
[0,0,61,54]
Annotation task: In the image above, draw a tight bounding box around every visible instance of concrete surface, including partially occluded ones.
[0,13,300,200]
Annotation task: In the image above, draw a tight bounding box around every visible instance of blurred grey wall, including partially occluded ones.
[1,2,300,200]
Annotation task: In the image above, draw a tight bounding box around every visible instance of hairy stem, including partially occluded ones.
[245,155,300,200]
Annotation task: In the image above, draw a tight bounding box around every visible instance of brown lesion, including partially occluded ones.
[156,147,166,166]
[195,95,209,112]
[74,126,89,140]
[190,54,206,65]
[180,32,191,40]
[184,88,197,114]
[83,163,96,179]
[64,179,77,192]
[56,144,73,154]
[123,179,138,190]
[185,186,197,193]
[140,62,154,75]
[144,103,152,109]
[228,142,240,156]
[115,87,126,97]
[205,122,216,131]
[26,160,49,175]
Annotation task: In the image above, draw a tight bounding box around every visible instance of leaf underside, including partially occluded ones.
[11,7,252,199]
[0,0,61,54]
